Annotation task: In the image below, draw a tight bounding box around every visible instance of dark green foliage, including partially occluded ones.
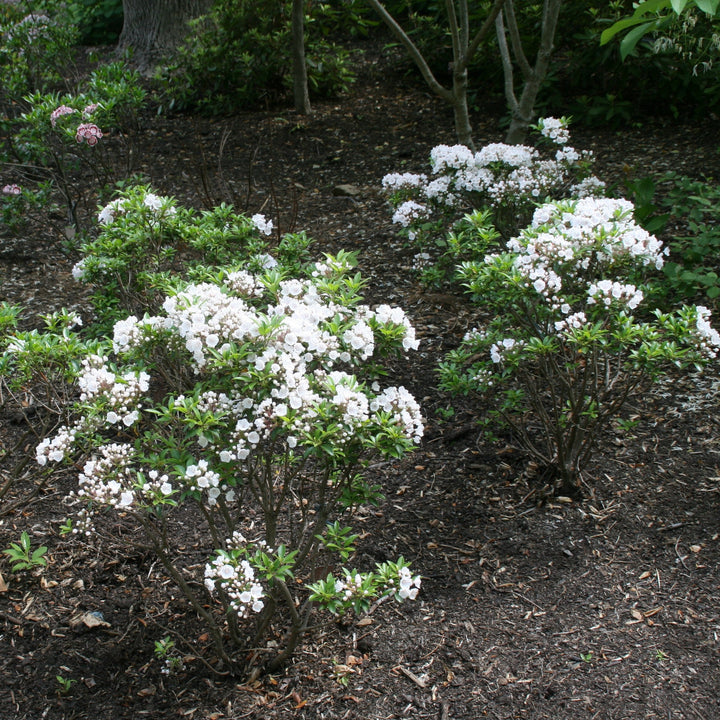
[659,174,720,308]
[157,0,357,114]
[0,4,79,118]
[374,0,720,127]
[540,1,720,126]
[311,1,379,39]
[64,0,124,45]
[627,172,720,309]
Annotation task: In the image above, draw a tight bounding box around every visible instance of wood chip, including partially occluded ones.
[395,665,427,688]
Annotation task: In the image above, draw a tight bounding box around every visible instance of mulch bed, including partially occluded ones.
[1,44,719,720]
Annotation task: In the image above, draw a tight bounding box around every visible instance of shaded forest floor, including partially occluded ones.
[1,47,720,720]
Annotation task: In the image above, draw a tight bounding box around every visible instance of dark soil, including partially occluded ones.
[1,48,720,720]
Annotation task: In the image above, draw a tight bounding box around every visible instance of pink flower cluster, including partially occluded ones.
[2,184,21,196]
[76,123,103,146]
[82,103,99,118]
[50,105,75,128]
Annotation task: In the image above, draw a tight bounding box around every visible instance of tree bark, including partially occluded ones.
[497,0,563,145]
[291,0,311,114]
[118,0,212,71]
[365,0,505,148]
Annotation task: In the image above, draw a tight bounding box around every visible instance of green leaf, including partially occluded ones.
[695,0,720,13]
[670,0,689,13]
[600,0,669,44]
[620,21,660,59]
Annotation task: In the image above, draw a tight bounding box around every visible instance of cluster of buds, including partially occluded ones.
[50,104,75,127]
[76,123,103,146]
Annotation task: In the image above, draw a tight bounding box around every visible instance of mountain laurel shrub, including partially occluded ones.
[439,197,720,495]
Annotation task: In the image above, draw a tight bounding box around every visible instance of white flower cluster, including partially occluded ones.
[97,191,177,226]
[76,442,135,508]
[373,304,420,351]
[423,175,458,205]
[112,315,162,353]
[38,267,424,535]
[537,116,570,145]
[504,198,666,318]
[250,213,274,236]
[327,372,371,432]
[392,200,428,227]
[78,354,149,427]
[381,172,428,192]
[334,570,370,603]
[342,321,375,360]
[204,552,265,617]
[397,566,422,600]
[383,119,601,235]
[11,13,51,40]
[569,175,606,198]
[529,198,667,270]
[429,144,474,173]
[36,425,76,465]
[693,306,720,358]
[587,280,644,310]
[71,258,88,281]
[158,283,261,368]
[463,327,489,343]
[370,385,424,444]
[251,252,278,269]
[554,311,588,333]
[490,338,522,364]
[184,459,222,504]
[225,270,264,297]
[140,469,174,499]
[113,276,420,377]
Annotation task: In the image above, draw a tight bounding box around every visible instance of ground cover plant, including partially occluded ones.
[1,8,720,720]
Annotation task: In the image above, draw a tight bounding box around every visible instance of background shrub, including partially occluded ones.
[158,0,357,114]
[64,0,124,46]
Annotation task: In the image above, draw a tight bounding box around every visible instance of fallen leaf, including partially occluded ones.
[690,545,702,553]
[70,612,110,629]
[0,572,7,593]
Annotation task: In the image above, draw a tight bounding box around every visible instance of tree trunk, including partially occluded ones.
[451,67,474,149]
[291,0,311,114]
[118,0,211,71]
[498,0,563,145]
[365,0,504,147]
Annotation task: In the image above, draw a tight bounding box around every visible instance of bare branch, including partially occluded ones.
[364,0,453,102]
[495,9,519,114]
[462,0,506,72]
[504,0,533,80]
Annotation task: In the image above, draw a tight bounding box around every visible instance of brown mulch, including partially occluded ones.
[1,45,720,720]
